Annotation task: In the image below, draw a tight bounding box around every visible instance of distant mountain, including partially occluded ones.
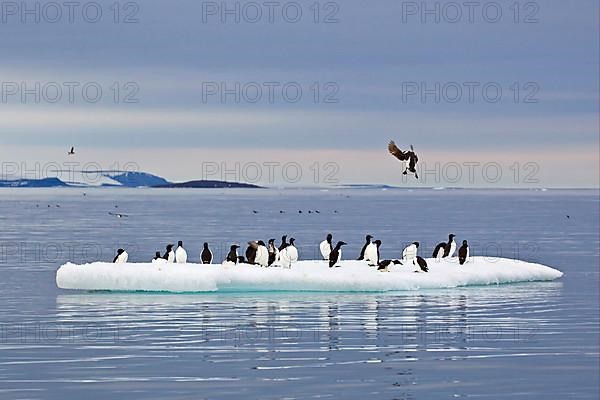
[155,180,263,189]
[0,171,261,189]
[110,171,170,187]
[0,177,69,188]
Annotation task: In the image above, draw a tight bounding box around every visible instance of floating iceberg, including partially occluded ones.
[56,257,563,293]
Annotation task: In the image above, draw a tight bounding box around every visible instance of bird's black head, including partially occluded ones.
[462,240,468,246]
[449,234,456,240]
[413,241,420,247]
[178,241,183,246]
[203,242,209,248]
[268,238,275,244]
[166,244,173,251]
[282,235,287,241]
[117,248,124,254]
[374,240,382,246]
[289,238,296,245]
[336,241,347,247]
[366,235,373,241]
[326,233,332,242]
[231,244,240,250]
[257,240,266,246]
[155,251,161,257]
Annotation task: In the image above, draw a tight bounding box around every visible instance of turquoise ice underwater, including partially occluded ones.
[0,188,598,399]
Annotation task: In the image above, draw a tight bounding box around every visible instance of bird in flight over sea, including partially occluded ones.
[388,140,419,179]
[109,212,129,218]
[67,146,75,155]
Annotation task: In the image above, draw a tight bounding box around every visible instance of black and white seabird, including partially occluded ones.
[377,259,401,272]
[364,239,381,266]
[245,242,257,264]
[319,234,333,260]
[163,244,175,263]
[153,251,162,261]
[388,140,419,179]
[267,239,278,266]
[255,240,269,267]
[329,241,347,268]
[280,238,298,268]
[226,245,240,264]
[433,234,456,259]
[113,248,128,263]
[357,235,373,260]
[108,212,128,218]
[175,241,187,264]
[201,242,213,264]
[402,242,420,265]
[278,235,288,251]
[67,146,75,155]
[415,256,428,272]
[458,240,469,265]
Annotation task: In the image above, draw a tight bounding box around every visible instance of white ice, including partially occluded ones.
[56,257,563,293]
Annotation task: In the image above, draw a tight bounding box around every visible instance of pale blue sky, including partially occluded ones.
[0,0,598,186]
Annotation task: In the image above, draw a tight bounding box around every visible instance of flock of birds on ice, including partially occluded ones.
[112,233,470,273]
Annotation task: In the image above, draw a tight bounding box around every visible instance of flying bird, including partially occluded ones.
[67,146,75,155]
[388,140,419,179]
[109,212,128,218]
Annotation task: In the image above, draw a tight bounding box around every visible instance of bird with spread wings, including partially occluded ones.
[388,140,419,179]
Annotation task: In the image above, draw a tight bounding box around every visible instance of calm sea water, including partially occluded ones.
[0,188,598,399]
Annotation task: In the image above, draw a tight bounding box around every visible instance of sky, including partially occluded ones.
[0,0,598,187]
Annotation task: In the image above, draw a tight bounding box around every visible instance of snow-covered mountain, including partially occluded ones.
[0,171,169,188]
[0,171,261,189]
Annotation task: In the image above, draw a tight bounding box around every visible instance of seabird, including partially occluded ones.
[433,234,456,259]
[358,235,373,260]
[163,244,175,263]
[329,241,347,268]
[388,140,419,178]
[113,248,128,263]
[201,242,213,264]
[109,212,128,218]
[319,234,333,260]
[175,241,187,263]
[458,240,469,265]
[280,238,298,268]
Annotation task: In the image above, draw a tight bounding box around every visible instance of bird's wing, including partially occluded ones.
[388,140,409,161]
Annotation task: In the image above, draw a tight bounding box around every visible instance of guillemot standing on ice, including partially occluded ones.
[358,235,373,260]
[226,245,240,264]
[278,235,288,251]
[458,240,469,265]
[364,239,379,266]
[201,242,213,264]
[113,248,128,263]
[175,241,187,263]
[433,234,456,259]
[402,242,419,265]
[415,256,428,272]
[245,242,257,264]
[319,234,333,260]
[329,241,347,268]
[279,238,298,268]
[163,244,175,263]
[267,239,278,266]
[255,240,269,267]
